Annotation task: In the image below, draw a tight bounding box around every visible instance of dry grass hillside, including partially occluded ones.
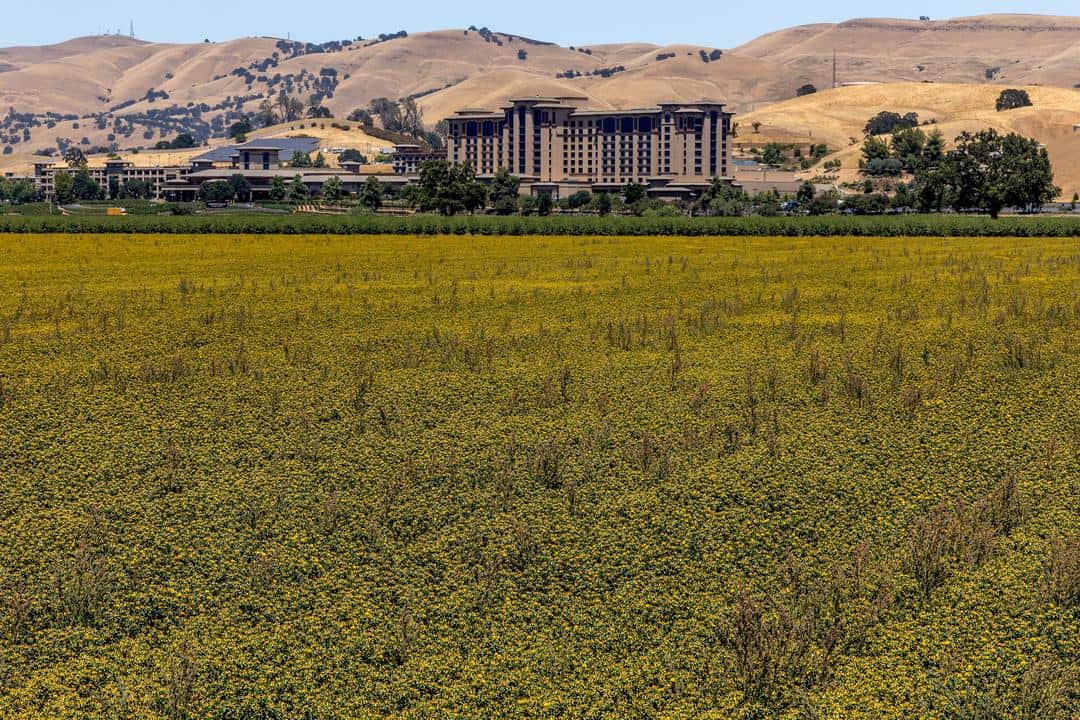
[2,15,1080,177]
[738,83,1080,199]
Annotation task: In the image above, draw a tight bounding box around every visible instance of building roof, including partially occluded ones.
[192,137,319,163]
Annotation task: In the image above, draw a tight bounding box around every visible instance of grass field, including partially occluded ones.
[0,233,1077,719]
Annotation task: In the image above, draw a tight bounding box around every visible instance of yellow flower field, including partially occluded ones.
[0,233,1076,718]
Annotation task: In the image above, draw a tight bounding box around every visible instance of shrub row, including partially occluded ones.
[2,213,1080,236]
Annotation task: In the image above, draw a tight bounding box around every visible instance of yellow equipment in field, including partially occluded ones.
[106,207,127,216]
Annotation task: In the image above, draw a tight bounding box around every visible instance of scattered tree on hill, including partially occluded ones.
[796,84,817,97]
[228,118,252,140]
[277,92,304,122]
[347,108,373,125]
[307,95,332,118]
[861,136,891,164]
[360,176,383,210]
[761,143,786,167]
[995,88,1032,112]
[338,149,366,164]
[863,111,919,136]
[255,100,279,128]
[517,49,527,61]
[369,98,403,132]
[171,133,196,149]
[489,169,520,215]
[63,147,86,168]
[751,122,761,134]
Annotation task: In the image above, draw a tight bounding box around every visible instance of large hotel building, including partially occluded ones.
[445,96,734,198]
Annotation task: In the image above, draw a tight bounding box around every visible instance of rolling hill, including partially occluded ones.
[1,14,1079,196]
[738,82,1080,200]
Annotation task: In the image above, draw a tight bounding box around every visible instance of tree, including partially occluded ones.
[537,192,553,216]
[171,133,196,149]
[228,174,252,202]
[63,147,86,168]
[122,178,153,200]
[198,180,234,203]
[268,176,286,202]
[72,167,104,200]
[369,97,403,133]
[255,99,279,127]
[751,122,761,134]
[594,192,612,215]
[414,161,487,215]
[400,98,424,138]
[860,135,891,164]
[890,127,927,170]
[8,179,36,204]
[796,84,817,97]
[54,171,75,203]
[277,92,304,122]
[697,177,747,216]
[796,181,815,206]
[290,151,313,168]
[939,128,1057,218]
[996,89,1032,112]
[623,182,646,205]
[347,108,373,125]
[489,169,520,215]
[287,174,309,203]
[517,49,527,61]
[761,143,785,166]
[312,152,328,168]
[565,190,591,210]
[864,111,919,136]
[321,176,342,203]
[307,94,332,119]
[339,149,366,164]
[1072,192,1079,210]
[228,118,252,139]
[360,176,383,210]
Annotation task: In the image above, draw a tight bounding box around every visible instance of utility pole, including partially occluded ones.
[832,49,837,89]
[130,20,135,39]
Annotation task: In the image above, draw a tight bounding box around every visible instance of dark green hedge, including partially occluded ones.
[2,213,1080,236]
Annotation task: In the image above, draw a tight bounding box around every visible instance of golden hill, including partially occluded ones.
[739,82,1080,199]
[2,15,1080,181]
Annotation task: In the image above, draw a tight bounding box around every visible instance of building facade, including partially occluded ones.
[32,160,188,200]
[445,96,734,196]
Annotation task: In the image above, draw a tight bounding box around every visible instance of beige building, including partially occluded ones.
[445,96,734,197]
[33,160,187,200]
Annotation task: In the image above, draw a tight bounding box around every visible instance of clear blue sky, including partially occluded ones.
[4,0,1077,48]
